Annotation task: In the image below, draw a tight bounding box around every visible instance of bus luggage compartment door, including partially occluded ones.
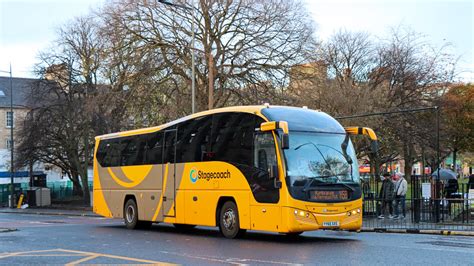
[163,129,176,217]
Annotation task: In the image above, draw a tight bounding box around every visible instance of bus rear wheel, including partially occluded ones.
[219,201,246,239]
[124,199,151,229]
[124,199,139,229]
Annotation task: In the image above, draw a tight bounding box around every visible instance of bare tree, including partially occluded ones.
[16,16,108,205]
[99,0,316,115]
[291,28,456,179]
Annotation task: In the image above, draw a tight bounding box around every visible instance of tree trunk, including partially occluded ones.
[70,171,83,197]
[80,133,91,206]
[79,168,90,206]
[452,148,457,172]
[403,142,414,181]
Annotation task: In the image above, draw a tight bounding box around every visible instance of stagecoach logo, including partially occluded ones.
[190,168,198,183]
[189,168,231,183]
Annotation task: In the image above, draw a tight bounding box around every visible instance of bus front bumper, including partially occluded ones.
[283,206,362,233]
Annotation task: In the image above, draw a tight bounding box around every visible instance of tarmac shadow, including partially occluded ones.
[98,223,359,244]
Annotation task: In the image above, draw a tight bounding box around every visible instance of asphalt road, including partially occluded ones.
[0,213,473,265]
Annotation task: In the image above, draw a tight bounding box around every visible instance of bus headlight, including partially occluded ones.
[348,209,361,216]
[294,209,310,218]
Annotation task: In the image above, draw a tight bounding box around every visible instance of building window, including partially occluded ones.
[6,138,13,150]
[6,111,13,128]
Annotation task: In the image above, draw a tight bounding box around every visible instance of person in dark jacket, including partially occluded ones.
[378,173,395,219]
[468,174,474,189]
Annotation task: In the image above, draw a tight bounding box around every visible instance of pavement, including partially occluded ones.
[0,206,98,217]
[1,212,473,265]
[1,206,473,236]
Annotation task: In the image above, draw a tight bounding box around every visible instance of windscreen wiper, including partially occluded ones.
[340,134,353,165]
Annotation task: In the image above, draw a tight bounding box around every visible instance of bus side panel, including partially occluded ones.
[93,189,112,218]
[108,190,127,218]
[93,140,113,218]
[183,190,251,229]
[137,190,162,221]
[184,190,216,226]
[95,164,163,221]
[235,191,251,230]
[250,204,281,232]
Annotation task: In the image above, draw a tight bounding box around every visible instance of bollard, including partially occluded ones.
[16,194,24,208]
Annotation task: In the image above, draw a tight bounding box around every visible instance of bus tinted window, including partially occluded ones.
[176,115,212,163]
[163,130,177,164]
[210,113,256,166]
[120,137,140,166]
[97,138,123,167]
[144,131,164,164]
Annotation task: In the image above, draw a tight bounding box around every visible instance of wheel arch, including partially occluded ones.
[123,194,137,214]
[215,196,236,227]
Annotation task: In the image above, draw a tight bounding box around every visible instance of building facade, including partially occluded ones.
[0,76,63,185]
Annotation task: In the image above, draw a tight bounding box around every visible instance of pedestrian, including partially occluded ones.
[378,173,395,219]
[393,173,407,219]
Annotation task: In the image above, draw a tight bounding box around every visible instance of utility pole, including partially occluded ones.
[9,64,14,208]
[0,65,14,208]
[208,52,214,110]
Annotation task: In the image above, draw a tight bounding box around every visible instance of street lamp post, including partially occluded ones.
[0,64,14,208]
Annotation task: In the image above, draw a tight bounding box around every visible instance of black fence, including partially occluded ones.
[362,175,474,231]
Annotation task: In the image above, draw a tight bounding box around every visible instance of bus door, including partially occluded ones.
[250,131,281,231]
[163,129,177,217]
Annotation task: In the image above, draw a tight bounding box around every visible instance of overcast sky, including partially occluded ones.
[1,0,472,81]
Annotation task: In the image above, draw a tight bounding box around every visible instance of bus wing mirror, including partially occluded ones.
[344,127,378,154]
[281,133,289,149]
[260,121,289,149]
[371,141,379,155]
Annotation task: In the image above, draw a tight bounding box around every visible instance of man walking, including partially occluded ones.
[393,173,408,219]
[378,173,395,219]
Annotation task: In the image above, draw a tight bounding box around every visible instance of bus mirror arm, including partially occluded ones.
[269,165,282,189]
[344,126,378,154]
[274,179,282,189]
[371,141,379,155]
[281,133,289,149]
[259,121,289,149]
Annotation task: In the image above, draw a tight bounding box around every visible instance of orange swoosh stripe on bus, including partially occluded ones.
[107,167,148,188]
[152,163,169,221]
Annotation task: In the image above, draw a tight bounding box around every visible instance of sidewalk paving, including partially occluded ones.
[363,215,474,236]
[0,206,99,217]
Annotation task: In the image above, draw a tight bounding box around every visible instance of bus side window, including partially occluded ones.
[100,139,122,167]
[210,113,253,165]
[144,132,163,165]
[176,115,212,163]
[120,137,138,166]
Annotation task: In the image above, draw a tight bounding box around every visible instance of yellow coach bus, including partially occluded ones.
[93,105,377,238]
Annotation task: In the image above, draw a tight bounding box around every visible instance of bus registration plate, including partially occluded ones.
[323,221,339,227]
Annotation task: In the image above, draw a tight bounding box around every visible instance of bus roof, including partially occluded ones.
[95,105,344,140]
[95,105,265,139]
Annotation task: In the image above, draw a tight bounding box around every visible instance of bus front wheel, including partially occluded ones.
[219,201,246,238]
